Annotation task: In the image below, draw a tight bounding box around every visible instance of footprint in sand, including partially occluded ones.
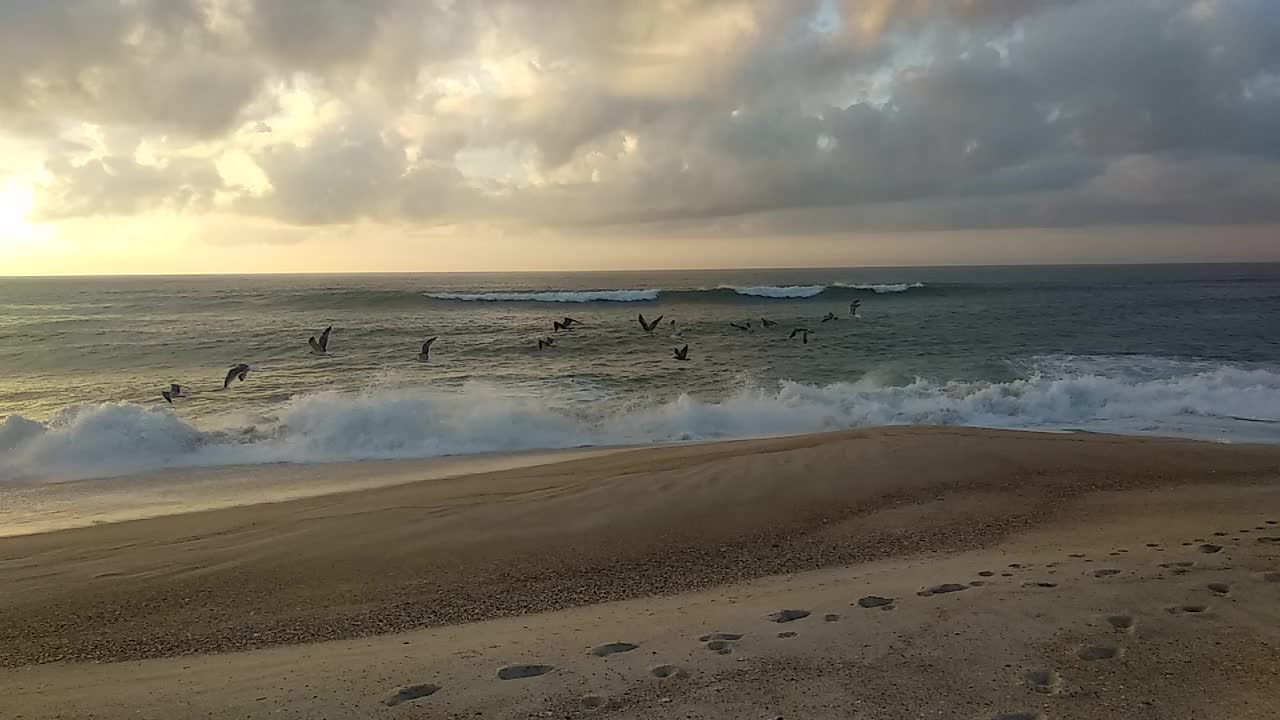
[383,684,441,707]
[1078,644,1123,661]
[1167,604,1210,616]
[970,580,987,587]
[917,583,968,597]
[1198,544,1223,554]
[1022,581,1058,588]
[1267,520,1277,525]
[777,631,798,638]
[767,609,811,623]
[1025,669,1063,694]
[700,633,743,655]
[650,664,686,679]
[979,570,995,577]
[1207,583,1231,596]
[1091,568,1122,578]
[591,642,639,657]
[497,665,555,680]
[580,695,607,710]
[856,595,896,609]
[823,613,842,622]
[1069,553,1087,558]
[1146,543,1161,548]
[1105,614,1136,633]
[1214,532,1228,536]
[1258,536,1280,544]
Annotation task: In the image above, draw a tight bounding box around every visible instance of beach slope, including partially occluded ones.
[3,427,1280,719]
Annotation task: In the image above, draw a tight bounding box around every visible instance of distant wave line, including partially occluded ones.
[421,282,927,303]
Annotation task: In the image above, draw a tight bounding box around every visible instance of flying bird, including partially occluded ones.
[308,325,333,355]
[638,313,663,332]
[789,328,812,344]
[418,337,437,362]
[850,300,862,318]
[552,320,569,332]
[673,344,689,361]
[160,383,187,404]
[538,337,557,350]
[560,317,582,327]
[730,321,752,332]
[760,318,777,327]
[223,364,252,389]
[820,312,839,323]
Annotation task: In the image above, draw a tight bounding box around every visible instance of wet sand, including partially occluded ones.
[2,427,1279,719]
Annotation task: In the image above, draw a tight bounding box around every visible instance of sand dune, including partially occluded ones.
[2,427,1280,718]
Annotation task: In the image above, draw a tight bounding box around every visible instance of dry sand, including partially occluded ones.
[2,426,1280,719]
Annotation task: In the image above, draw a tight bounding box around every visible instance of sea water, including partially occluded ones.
[2,264,1278,482]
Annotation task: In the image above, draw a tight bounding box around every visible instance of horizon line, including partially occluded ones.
[3,258,1278,279]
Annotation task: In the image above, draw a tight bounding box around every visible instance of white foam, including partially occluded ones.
[832,282,926,293]
[719,285,828,298]
[422,289,660,303]
[4,356,1278,483]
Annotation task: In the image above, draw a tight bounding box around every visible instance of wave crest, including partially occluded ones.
[422,289,660,303]
[3,357,1278,483]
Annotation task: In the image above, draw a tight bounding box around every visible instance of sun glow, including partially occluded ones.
[0,181,36,238]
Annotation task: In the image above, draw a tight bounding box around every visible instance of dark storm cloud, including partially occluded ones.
[11,0,1280,232]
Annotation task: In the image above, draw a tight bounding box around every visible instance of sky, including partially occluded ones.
[0,0,1278,275]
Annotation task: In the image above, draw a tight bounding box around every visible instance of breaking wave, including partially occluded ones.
[3,356,1278,483]
[421,289,662,303]
[422,283,927,303]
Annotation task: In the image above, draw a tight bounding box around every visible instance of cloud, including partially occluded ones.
[10,0,1280,238]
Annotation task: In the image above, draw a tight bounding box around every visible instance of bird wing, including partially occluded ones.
[318,325,332,351]
[170,383,182,395]
[161,391,173,404]
[638,313,651,330]
[222,363,247,386]
[422,337,437,354]
[308,336,322,353]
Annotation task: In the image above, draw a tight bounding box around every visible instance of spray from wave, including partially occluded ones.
[3,356,1278,483]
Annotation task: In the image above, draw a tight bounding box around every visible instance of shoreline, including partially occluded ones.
[4,423,1271,539]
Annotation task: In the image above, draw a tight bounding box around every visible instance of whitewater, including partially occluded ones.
[2,264,1278,482]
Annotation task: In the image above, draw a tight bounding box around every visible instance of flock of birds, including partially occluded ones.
[158,300,864,404]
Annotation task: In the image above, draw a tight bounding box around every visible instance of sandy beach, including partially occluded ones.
[3,426,1280,719]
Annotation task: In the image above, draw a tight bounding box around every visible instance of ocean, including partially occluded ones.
[2,263,1279,483]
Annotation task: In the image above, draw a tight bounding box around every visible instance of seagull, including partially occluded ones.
[308,325,333,355]
[789,328,812,344]
[418,337,437,362]
[552,320,569,332]
[222,364,252,389]
[160,383,187,404]
[638,313,663,332]
[760,318,777,327]
[730,321,752,332]
[673,344,689,361]
[850,300,862,318]
[560,317,582,328]
[538,337,557,350]
[820,311,839,323]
